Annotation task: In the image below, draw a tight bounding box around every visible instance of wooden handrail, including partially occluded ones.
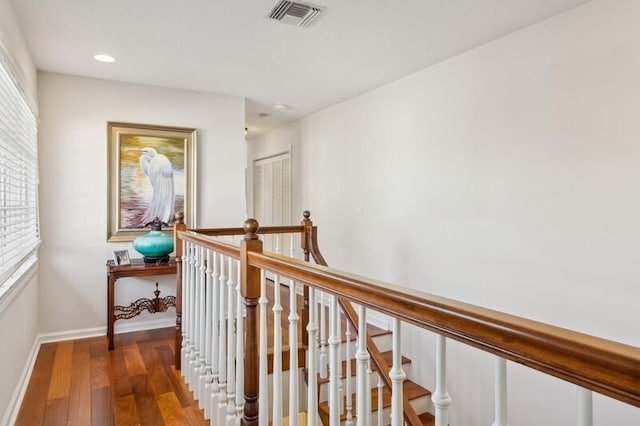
[179,230,241,258]
[246,250,640,408]
[193,225,304,236]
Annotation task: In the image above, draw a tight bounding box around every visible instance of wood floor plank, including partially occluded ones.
[15,343,57,426]
[91,355,111,390]
[157,346,193,408]
[91,387,115,426]
[156,391,189,425]
[130,374,165,426]
[68,339,92,426]
[113,394,139,426]
[123,343,147,376]
[42,397,69,426]
[107,349,133,398]
[138,341,173,395]
[184,405,209,426]
[47,340,74,400]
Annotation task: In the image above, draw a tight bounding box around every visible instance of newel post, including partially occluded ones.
[174,212,186,369]
[241,218,262,425]
[300,210,312,347]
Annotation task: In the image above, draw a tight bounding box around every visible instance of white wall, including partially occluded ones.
[249,1,640,424]
[0,0,40,422]
[38,72,246,334]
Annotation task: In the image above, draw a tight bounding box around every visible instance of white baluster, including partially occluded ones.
[329,295,340,425]
[188,242,198,386]
[184,242,193,383]
[197,246,207,402]
[319,291,328,379]
[181,240,189,380]
[289,233,294,258]
[306,287,318,426]
[377,375,383,426]
[345,323,353,426]
[492,357,508,426]
[226,257,237,424]
[431,335,452,426]
[272,271,283,426]
[235,260,244,421]
[259,270,269,426]
[390,319,405,426]
[577,387,593,426]
[180,241,189,383]
[202,248,214,418]
[217,255,228,425]
[355,305,370,426]
[209,251,221,419]
[289,279,299,426]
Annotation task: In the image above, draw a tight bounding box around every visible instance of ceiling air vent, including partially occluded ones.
[268,0,324,27]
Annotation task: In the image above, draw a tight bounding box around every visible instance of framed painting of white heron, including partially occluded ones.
[107,122,196,241]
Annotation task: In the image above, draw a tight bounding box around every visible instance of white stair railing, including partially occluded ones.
[344,322,354,426]
[390,318,405,426]
[492,357,508,426]
[288,279,300,426]
[433,335,452,426]
[209,251,221,419]
[577,387,593,426]
[216,254,228,425]
[319,290,328,379]
[376,375,384,426]
[192,244,202,398]
[226,257,237,424]
[258,270,269,426]
[272,269,283,425]
[197,246,207,402]
[202,248,213,418]
[355,305,371,426]
[180,240,189,382]
[328,295,341,425]
[235,261,245,421]
[186,241,196,385]
[307,286,319,426]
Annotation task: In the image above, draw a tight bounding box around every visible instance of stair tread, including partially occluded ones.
[317,351,411,384]
[419,412,436,426]
[269,411,308,426]
[318,379,431,420]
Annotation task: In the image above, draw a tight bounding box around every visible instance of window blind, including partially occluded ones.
[0,56,39,289]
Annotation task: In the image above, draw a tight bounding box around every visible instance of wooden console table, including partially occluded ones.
[106,258,177,350]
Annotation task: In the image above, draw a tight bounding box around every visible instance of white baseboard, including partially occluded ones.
[115,317,175,334]
[37,317,176,345]
[3,316,176,425]
[1,335,40,426]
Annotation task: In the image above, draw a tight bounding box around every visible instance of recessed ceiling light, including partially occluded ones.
[273,103,290,110]
[94,53,116,63]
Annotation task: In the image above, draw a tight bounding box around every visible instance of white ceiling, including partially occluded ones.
[11,0,589,137]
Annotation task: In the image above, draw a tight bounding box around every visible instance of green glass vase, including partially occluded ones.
[133,218,174,263]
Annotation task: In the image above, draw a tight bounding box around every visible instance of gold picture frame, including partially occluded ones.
[107,122,196,241]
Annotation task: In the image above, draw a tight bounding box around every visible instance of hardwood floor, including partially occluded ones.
[16,327,207,426]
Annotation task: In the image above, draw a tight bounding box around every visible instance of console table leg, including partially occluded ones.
[108,275,115,350]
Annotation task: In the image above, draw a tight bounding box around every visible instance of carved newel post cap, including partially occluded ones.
[174,211,184,224]
[244,218,259,240]
[303,210,311,219]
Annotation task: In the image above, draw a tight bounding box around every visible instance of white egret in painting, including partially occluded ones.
[138,147,175,224]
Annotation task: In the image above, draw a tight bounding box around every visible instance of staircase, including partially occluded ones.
[270,281,435,425]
